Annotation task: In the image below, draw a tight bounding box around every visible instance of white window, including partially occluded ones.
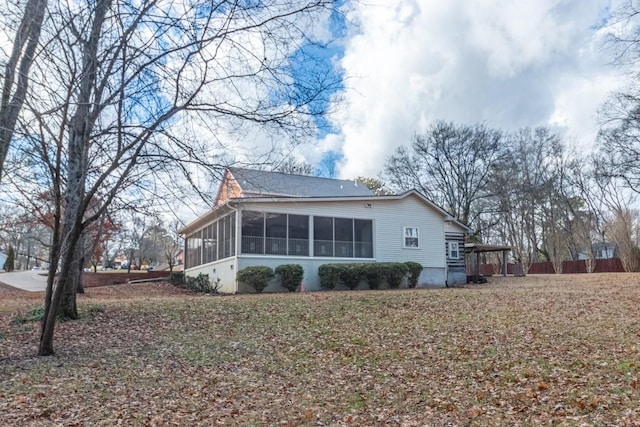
[448,241,460,259]
[403,227,419,248]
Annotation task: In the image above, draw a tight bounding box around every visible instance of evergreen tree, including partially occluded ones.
[4,246,15,272]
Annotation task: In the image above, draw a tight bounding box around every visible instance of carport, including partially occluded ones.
[465,243,512,279]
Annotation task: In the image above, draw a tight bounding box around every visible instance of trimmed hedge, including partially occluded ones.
[374,262,409,288]
[236,266,275,293]
[318,264,342,290]
[318,262,411,290]
[404,261,423,288]
[275,264,304,292]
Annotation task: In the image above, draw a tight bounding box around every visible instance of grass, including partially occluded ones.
[0,274,639,425]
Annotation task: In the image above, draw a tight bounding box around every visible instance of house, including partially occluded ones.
[179,167,471,292]
[577,242,618,260]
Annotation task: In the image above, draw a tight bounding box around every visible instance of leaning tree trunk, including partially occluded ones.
[39,223,83,355]
[38,0,111,356]
[0,0,47,180]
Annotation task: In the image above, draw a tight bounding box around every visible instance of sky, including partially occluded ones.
[299,0,628,179]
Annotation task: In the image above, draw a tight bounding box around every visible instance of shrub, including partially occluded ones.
[169,271,185,286]
[236,266,275,293]
[376,263,409,289]
[341,263,367,290]
[364,264,383,289]
[11,306,45,325]
[186,273,217,293]
[318,264,343,290]
[405,261,423,288]
[275,264,304,292]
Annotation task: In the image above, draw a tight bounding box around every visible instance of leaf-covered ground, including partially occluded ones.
[0,274,639,426]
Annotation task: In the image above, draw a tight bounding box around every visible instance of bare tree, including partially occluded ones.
[356,176,391,195]
[606,208,640,272]
[0,0,47,180]
[384,121,504,235]
[490,127,564,273]
[598,1,640,193]
[17,0,340,356]
[273,158,316,175]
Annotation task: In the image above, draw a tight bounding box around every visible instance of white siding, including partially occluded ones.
[183,194,457,292]
[238,194,447,268]
[185,257,238,293]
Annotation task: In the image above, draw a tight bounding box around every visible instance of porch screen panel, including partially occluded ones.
[230,213,236,256]
[266,213,287,255]
[334,218,354,257]
[186,230,202,267]
[203,223,216,264]
[242,211,264,254]
[210,221,218,263]
[354,219,373,258]
[314,216,334,257]
[223,214,234,258]
[288,214,309,256]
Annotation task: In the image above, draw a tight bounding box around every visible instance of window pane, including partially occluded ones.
[314,216,333,256]
[288,215,309,256]
[334,218,353,257]
[354,219,373,258]
[449,242,459,259]
[241,211,264,254]
[404,227,419,248]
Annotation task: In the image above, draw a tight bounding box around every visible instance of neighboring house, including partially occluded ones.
[0,252,7,270]
[180,167,471,293]
[577,242,618,260]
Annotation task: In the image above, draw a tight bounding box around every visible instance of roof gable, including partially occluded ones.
[219,167,374,202]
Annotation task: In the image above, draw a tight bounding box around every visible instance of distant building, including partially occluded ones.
[578,242,618,260]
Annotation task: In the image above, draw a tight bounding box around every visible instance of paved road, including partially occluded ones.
[0,270,48,292]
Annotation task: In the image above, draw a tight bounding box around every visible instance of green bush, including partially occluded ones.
[318,264,343,290]
[376,263,409,289]
[405,261,423,288]
[275,264,304,292]
[169,271,185,286]
[11,306,45,325]
[236,266,275,293]
[174,273,220,293]
[186,273,219,293]
[341,263,367,290]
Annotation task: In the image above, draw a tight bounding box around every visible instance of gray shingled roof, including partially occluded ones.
[228,167,375,198]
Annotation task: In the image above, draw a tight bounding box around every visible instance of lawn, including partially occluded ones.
[0,274,639,426]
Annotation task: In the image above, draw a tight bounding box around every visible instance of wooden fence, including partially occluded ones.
[476,258,625,275]
[82,271,171,288]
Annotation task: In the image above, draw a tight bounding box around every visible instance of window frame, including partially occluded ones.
[403,226,419,249]
[448,241,460,259]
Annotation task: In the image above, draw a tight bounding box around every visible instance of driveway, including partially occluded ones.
[0,270,48,292]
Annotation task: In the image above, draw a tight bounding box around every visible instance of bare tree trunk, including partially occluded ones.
[0,0,46,180]
[39,0,111,356]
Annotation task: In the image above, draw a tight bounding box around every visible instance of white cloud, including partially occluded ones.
[327,0,626,178]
